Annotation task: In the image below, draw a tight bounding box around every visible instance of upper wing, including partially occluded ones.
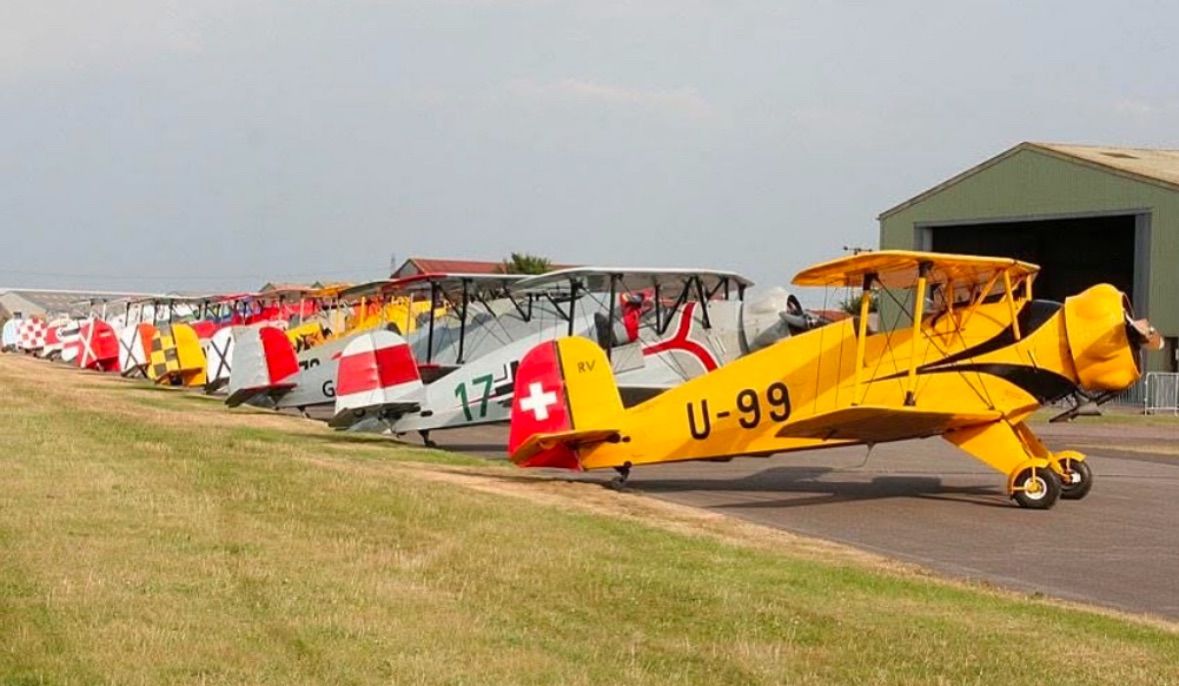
[776,405,1002,443]
[510,267,754,296]
[792,250,1038,291]
[340,273,527,300]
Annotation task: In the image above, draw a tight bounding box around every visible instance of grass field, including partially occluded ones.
[1,355,1177,685]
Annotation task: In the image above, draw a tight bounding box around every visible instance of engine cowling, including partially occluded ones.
[1062,284,1144,392]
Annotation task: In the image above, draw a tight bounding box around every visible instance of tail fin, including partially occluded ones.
[203,327,236,392]
[169,324,209,387]
[508,336,623,469]
[189,320,218,341]
[119,324,151,376]
[59,320,82,363]
[226,325,299,407]
[329,330,424,428]
[79,319,119,371]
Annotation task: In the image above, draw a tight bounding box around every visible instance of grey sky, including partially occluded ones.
[2,1,1176,300]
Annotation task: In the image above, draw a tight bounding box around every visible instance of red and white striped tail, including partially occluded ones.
[333,330,423,417]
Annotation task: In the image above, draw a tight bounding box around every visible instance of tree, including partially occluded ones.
[838,290,878,315]
[498,252,553,275]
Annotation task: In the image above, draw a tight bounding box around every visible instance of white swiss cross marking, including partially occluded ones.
[519,382,558,421]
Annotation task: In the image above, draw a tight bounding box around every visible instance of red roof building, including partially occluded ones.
[391,258,506,278]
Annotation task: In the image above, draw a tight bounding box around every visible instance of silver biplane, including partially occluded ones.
[330,268,820,445]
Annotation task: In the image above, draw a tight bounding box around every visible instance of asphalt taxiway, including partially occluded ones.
[423,421,1179,619]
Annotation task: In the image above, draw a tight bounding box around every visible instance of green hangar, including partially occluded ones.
[879,142,1179,371]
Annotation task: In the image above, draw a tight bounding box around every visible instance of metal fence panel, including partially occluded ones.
[1113,379,1147,408]
[1144,372,1179,415]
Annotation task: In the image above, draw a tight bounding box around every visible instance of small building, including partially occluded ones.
[390,258,507,279]
[879,142,1179,370]
[257,282,323,293]
[0,289,156,322]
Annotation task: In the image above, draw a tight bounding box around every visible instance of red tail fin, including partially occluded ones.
[259,326,299,385]
[508,337,623,470]
[79,320,119,371]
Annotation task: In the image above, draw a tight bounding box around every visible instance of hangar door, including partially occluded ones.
[922,214,1140,306]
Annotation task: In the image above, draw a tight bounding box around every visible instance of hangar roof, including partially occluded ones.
[879,142,1179,219]
[0,288,159,317]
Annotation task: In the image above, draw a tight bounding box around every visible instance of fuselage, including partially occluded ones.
[574,295,1079,469]
[385,298,786,433]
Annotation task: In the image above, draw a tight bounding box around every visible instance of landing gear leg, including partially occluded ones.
[608,462,632,491]
[419,430,436,448]
[943,420,1063,510]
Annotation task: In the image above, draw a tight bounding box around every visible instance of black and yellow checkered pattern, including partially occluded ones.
[148,328,182,384]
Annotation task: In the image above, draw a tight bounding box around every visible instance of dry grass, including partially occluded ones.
[1,354,1177,685]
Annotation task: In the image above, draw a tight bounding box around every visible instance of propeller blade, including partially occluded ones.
[1130,318,1165,351]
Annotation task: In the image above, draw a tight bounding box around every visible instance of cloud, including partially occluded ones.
[1111,98,1179,120]
[1113,99,1157,116]
[0,0,237,83]
[508,78,711,119]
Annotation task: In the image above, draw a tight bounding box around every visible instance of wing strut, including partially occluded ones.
[692,275,712,330]
[426,282,438,363]
[852,271,876,406]
[457,278,470,364]
[502,290,533,323]
[1003,268,1022,341]
[606,274,617,361]
[566,277,581,336]
[904,261,932,406]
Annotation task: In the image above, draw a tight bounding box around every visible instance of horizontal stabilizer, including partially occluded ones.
[328,401,422,429]
[225,384,295,408]
[776,406,1001,443]
[512,428,620,468]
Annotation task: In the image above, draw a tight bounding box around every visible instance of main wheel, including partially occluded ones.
[1011,467,1061,510]
[1057,458,1093,500]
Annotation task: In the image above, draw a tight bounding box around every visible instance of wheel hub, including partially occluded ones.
[1023,475,1047,500]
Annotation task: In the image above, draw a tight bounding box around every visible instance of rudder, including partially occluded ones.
[508,336,623,469]
[226,325,298,407]
[330,330,424,427]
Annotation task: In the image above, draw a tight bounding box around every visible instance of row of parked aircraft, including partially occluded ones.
[1,251,1160,509]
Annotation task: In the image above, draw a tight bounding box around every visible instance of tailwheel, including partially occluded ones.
[1057,457,1093,501]
[607,463,632,491]
[1011,467,1061,510]
[418,430,437,448]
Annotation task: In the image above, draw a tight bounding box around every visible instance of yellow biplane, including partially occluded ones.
[507,250,1162,509]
